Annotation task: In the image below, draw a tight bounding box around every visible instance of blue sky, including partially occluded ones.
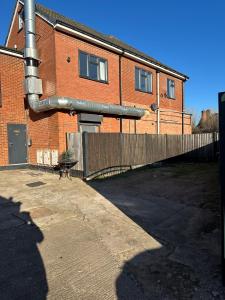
[1,0,225,121]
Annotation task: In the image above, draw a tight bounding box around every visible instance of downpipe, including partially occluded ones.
[156,71,160,134]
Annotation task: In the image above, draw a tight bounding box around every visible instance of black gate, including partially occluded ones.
[7,124,27,164]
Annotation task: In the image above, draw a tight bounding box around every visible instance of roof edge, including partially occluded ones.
[0,45,23,58]
[5,0,20,47]
[55,21,189,80]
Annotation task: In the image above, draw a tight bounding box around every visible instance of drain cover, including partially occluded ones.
[26,181,46,188]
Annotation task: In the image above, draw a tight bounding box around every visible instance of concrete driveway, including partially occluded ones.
[0,169,160,300]
[0,163,224,299]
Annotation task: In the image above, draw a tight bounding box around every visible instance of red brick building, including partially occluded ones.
[0,0,191,167]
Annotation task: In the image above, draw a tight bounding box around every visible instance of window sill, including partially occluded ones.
[167,96,176,100]
[135,88,153,95]
[79,75,108,85]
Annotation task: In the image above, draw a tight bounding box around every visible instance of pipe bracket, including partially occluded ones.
[24,48,39,60]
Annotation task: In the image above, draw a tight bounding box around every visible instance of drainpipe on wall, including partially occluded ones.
[23,0,145,119]
[182,81,184,135]
[156,71,160,134]
[119,53,123,132]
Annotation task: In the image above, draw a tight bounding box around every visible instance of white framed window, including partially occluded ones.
[79,51,108,83]
[18,10,24,31]
[135,67,152,93]
[167,79,175,99]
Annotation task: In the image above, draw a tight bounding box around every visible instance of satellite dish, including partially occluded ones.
[150,103,158,112]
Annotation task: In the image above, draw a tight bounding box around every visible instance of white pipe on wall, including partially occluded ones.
[157,71,160,134]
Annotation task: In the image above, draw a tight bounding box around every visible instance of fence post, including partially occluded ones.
[165,134,168,159]
[213,131,218,161]
[82,132,89,178]
[145,133,148,164]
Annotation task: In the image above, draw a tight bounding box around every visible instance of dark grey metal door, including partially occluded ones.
[7,124,27,164]
[79,124,99,133]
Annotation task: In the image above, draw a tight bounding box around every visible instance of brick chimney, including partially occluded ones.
[201,110,207,122]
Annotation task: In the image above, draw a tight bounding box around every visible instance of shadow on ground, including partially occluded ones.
[0,196,48,300]
[116,248,200,300]
[89,162,225,299]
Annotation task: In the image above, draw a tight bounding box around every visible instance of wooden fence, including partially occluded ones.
[67,132,219,178]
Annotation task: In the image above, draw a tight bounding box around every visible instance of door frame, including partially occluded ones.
[79,122,100,133]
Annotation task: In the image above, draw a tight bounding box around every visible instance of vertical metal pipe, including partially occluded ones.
[119,54,123,133]
[24,0,42,110]
[24,0,36,50]
[182,81,185,135]
[156,71,160,134]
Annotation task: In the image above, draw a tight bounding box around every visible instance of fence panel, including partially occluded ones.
[85,133,219,176]
[145,134,167,163]
[121,134,147,166]
[87,133,121,174]
[67,132,219,177]
[166,135,183,158]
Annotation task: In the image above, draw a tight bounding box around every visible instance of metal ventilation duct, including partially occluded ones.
[23,0,145,118]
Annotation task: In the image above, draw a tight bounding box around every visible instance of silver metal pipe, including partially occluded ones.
[24,0,42,103]
[29,96,144,117]
[156,71,160,134]
[23,0,145,119]
[24,0,36,49]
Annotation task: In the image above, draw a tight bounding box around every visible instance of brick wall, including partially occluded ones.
[7,4,60,164]
[55,31,120,103]
[55,30,191,138]
[121,57,157,107]
[27,15,58,164]
[7,3,25,50]
[0,53,26,165]
[55,30,121,151]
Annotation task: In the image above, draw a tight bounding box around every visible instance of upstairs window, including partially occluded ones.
[135,67,152,93]
[79,51,108,83]
[167,79,175,99]
[18,10,24,31]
